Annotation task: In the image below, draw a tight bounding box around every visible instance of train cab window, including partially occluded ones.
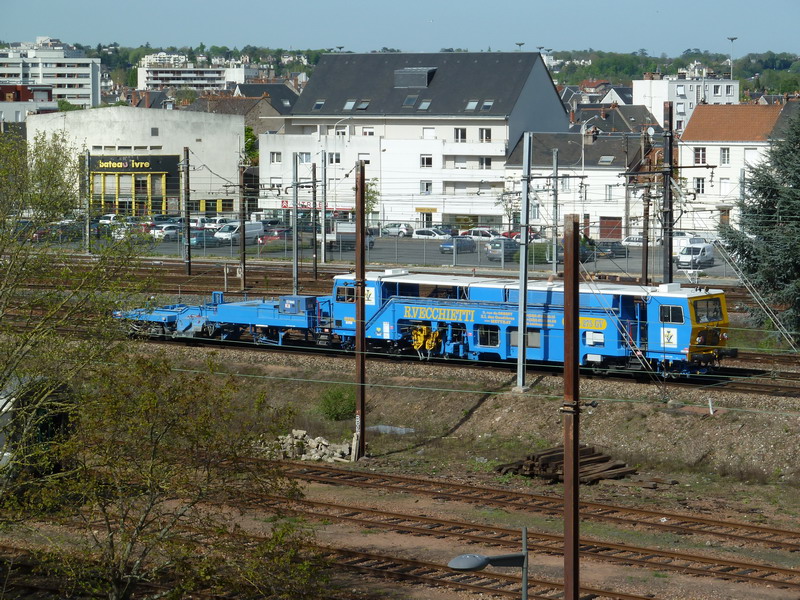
[335,286,356,303]
[508,327,541,348]
[659,305,684,324]
[694,298,722,324]
[476,325,500,347]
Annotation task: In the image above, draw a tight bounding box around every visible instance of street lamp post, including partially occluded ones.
[449,527,528,600]
[727,37,738,80]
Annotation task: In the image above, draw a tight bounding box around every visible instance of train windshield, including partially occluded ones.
[694,298,723,324]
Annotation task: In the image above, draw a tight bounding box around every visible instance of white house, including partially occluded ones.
[677,102,800,233]
[258,52,569,229]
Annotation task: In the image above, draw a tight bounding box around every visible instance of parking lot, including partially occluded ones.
[142,235,740,281]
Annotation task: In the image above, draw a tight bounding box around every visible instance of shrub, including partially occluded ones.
[317,386,356,421]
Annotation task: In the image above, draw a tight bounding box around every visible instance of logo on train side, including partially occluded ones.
[402,306,475,322]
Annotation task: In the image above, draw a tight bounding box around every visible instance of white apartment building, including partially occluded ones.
[259,52,569,229]
[137,63,227,91]
[0,37,100,108]
[139,52,189,69]
[633,71,739,133]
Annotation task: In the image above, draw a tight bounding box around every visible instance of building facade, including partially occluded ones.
[633,71,740,133]
[258,52,569,229]
[26,106,245,216]
[0,37,100,108]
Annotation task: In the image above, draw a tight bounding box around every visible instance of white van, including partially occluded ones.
[677,243,715,269]
[672,236,707,257]
[214,221,264,245]
[204,216,235,230]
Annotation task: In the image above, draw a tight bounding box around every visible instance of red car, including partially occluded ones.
[258,227,293,244]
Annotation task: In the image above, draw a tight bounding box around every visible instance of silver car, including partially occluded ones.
[382,223,413,237]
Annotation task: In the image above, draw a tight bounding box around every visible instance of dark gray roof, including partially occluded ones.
[570,105,662,134]
[606,86,633,104]
[292,52,543,116]
[183,97,263,116]
[770,100,800,138]
[234,83,298,114]
[134,90,171,109]
[506,131,645,171]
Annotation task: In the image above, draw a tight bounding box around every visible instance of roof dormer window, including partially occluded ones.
[312,99,325,111]
[480,100,494,111]
[402,94,418,108]
[356,99,370,110]
[418,99,431,111]
[465,100,478,111]
[343,99,356,110]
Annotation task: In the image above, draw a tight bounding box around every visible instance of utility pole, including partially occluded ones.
[239,163,246,291]
[642,187,650,286]
[514,132,532,393]
[312,163,318,280]
[662,102,674,284]
[354,160,367,460]
[292,153,299,296]
[321,152,327,264]
[84,150,91,254]
[183,147,191,276]
[551,149,559,276]
[562,213,581,600]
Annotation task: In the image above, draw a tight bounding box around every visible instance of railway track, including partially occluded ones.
[276,461,800,553]
[248,494,800,592]
[317,546,655,600]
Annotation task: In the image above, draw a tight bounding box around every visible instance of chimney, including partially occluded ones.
[569,110,575,124]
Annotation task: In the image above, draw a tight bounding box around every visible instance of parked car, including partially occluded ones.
[412,228,450,240]
[189,216,214,229]
[258,227,293,243]
[592,241,628,258]
[382,223,413,237]
[204,217,235,230]
[190,229,223,247]
[461,228,503,242]
[486,238,520,261]
[439,236,477,254]
[152,214,179,224]
[150,223,181,242]
[214,221,264,245]
[98,214,127,226]
[621,235,646,247]
[677,243,716,268]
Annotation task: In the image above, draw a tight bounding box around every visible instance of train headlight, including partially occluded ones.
[721,332,729,340]
[695,336,704,344]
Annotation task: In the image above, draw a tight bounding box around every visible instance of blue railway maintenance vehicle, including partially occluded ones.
[116,269,737,375]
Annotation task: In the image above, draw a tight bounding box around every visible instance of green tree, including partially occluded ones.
[363,178,380,222]
[0,130,145,498]
[57,99,83,112]
[244,125,258,165]
[720,112,800,342]
[23,354,325,600]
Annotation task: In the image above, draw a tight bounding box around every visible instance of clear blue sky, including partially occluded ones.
[3,0,797,57]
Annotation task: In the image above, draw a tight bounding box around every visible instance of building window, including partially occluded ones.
[356,99,370,110]
[693,147,706,164]
[150,127,159,136]
[270,152,282,164]
[713,85,721,96]
[420,180,432,195]
[328,152,341,164]
[358,152,371,164]
[479,157,492,170]
[676,120,684,130]
[479,127,491,143]
[676,102,685,114]
[454,128,467,143]
[480,99,494,111]
[659,305,684,324]
[689,102,694,109]
[312,99,325,110]
[693,177,705,194]
[269,177,282,189]
[422,127,435,140]
[298,152,311,164]
[720,147,730,165]
[676,84,685,96]
[418,99,431,111]
[362,127,374,136]
[343,99,356,110]
[420,155,433,168]
[726,85,734,95]
[465,100,478,111]
[402,94,418,107]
